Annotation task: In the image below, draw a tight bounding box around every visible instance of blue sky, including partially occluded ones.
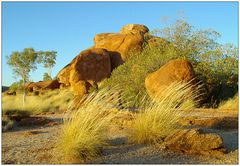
[2,1,238,86]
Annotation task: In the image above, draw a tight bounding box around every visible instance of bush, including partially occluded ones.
[8,80,24,93]
[127,82,201,144]
[57,87,121,163]
[4,109,31,121]
[152,19,238,107]
[2,109,30,132]
[2,119,18,132]
[100,42,179,108]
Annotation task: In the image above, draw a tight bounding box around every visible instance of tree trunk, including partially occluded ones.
[48,67,52,79]
[22,79,26,106]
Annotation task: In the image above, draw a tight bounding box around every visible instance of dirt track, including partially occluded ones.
[1,109,238,164]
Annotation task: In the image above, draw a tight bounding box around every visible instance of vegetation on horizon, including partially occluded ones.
[2,88,73,115]
[38,50,57,80]
[6,48,57,105]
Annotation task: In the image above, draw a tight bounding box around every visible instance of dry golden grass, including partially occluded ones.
[2,88,74,115]
[57,88,121,163]
[127,82,202,145]
[218,94,238,110]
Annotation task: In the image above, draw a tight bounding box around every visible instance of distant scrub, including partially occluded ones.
[8,80,24,93]
[2,88,74,115]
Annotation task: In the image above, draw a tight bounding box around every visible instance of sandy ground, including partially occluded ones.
[1,109,238,164]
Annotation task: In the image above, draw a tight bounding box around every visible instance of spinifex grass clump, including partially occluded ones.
[127,81,202,145]
[57,87,122,163]
[218,93,238,110]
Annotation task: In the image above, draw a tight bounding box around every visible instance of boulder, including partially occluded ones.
[56,63,72,86]
[72,81,92,96]
[57,48,111,94]
[44,79,61,90]
[145,59,195,99]
[26,79,61,92]
[94,24,148,69]
[119,24,149,35]
[164,128,225,157]
[59,83,68,89]
[69,48,111,84]
[178,116,238,130]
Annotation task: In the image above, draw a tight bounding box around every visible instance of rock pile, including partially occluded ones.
[57,24,151,96]
[164,128,226,157]
[26,79,61,93]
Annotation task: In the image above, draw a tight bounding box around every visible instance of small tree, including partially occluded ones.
[43,72,52,81]
[39,51,57,78]
[7,48,38,105]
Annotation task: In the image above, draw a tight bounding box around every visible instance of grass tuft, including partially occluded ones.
[57,87,121,163]
[127,81,201,144]
[218,94,238,110]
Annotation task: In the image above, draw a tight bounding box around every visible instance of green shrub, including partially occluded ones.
[43,72,52,81]
[100,43,179,108]
[2,119,18,132]
[4,109,31,120]
[152,19,238,107]
[8,80,24,93]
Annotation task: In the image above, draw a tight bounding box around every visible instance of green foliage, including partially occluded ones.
[9,80,24,93]
[88,82,98,94]
[6,48,38,82]
[38,51,57,78]
[152,19,238,107]
[2,109,30,132]
[100,42,179,107]
[4,109,31,120]
[6,48,58,105]
[2,119,18,132]
[39,51,57,68]
[43,72,52,81]
[7,48,57,84]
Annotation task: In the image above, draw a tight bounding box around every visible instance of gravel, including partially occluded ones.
[2,112,238,164]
